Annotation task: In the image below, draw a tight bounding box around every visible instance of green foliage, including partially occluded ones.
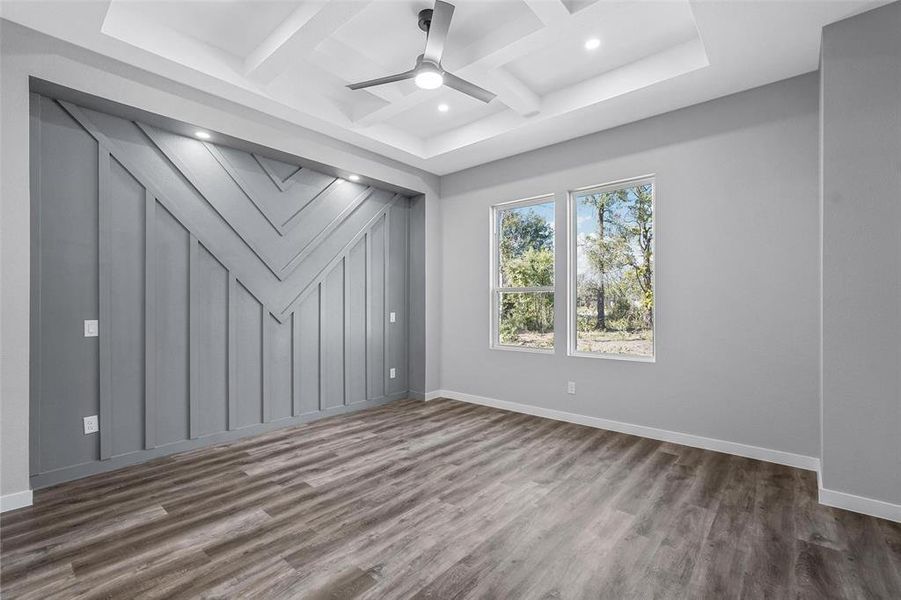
[499,247,554,342]
[499,291,554,343]
[577,183,654,334]
[499,210,553,261]
[503,246,554,287]
[498,207,554,343]
[494,183,654,350]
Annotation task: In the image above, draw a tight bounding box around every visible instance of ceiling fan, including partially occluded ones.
[346,0,497,103]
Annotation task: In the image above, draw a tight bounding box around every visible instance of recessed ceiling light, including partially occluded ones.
[348,174,360,182]
[438,103,449,113]
[195,130,211,140]
[584,38,601,51]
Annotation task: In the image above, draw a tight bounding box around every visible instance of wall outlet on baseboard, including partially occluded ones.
[567,381,576,395]
[83,415,99,435]
[389,311,396,323]
[389,367,396,379]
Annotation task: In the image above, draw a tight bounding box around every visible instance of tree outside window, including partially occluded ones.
[492,198,555,350]
[572,180,654,358]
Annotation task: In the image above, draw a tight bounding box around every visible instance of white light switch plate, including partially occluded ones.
[389,312,396,323]
[567,381,576,395]
[84,319,99,337]
[389,368,396,379]
[83,415,99,435]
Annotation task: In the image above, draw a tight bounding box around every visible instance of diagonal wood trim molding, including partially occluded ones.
[253,153,304,193]
[57,99,401,323]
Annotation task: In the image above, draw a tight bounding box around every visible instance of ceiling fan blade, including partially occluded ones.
[423,0,455,64]
[346,70,416,90]
[443,73,497,103]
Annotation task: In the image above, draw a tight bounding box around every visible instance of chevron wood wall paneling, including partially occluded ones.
[28,94,412,488]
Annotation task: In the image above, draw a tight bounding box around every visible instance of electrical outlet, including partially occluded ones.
[389,367,396,379]
[389,311,396,323]
[83,415,99,435]
[567,381,576,395]
[84,319,99,337]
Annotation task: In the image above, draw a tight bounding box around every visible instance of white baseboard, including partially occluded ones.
[433,389,820,472]
[1,489,33,513]
[819,485,901,523]
[423,390,443,401]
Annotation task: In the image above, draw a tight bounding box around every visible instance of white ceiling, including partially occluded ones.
[0,0,887,175]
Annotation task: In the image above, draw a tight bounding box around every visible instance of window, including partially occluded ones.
[491,195,556,351]
[569,177,654,360]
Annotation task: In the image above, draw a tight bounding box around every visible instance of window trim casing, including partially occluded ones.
[566,175,656,362]
[489,193,557,354]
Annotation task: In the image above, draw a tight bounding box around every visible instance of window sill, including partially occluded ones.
[567,350,656,363]
[490,344,555,355]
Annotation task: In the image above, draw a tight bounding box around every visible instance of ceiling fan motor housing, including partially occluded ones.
[418,8,433,32]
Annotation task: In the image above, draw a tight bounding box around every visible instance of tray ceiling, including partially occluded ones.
[0,0,888,174]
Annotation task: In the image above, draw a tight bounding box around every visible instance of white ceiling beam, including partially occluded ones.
[353,88,429,128]
[313,38,406,106]
[243,3,324,75]
[484,67,541,116]
[520,0,571,26]
[446,0,615,72]
[244,0,372,84]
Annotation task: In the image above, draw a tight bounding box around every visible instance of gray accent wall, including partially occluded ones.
[820,1,901,506]
[29,94,411,487]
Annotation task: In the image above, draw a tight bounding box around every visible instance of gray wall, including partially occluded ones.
[820,2,901,505]
[439,73,821,459]
[29,94,411,487]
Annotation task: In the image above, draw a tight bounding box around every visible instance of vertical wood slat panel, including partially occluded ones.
[343,255,351,406]
[98,146,113,460]
[144,193,157,449]
[262,310,270,423]
[383,210,391,398]
[402,204,410,391]
[188,235,200,439]
[227,273,238,430]
[292,311,301,416]
[317,281,324,412]
[364,232,371,401]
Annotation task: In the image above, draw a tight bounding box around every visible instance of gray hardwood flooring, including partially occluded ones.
[1,398,900,599]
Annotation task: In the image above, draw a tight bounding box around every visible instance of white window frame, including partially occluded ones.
[567,175,656,362]
[490,193,556,354]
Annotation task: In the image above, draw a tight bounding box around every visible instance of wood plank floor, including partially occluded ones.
[2,398,900,599]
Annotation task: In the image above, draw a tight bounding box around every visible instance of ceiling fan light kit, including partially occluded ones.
[347,0,497,103]
[414,61,444,90]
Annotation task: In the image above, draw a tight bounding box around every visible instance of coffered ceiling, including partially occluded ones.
[0,0,887,174]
